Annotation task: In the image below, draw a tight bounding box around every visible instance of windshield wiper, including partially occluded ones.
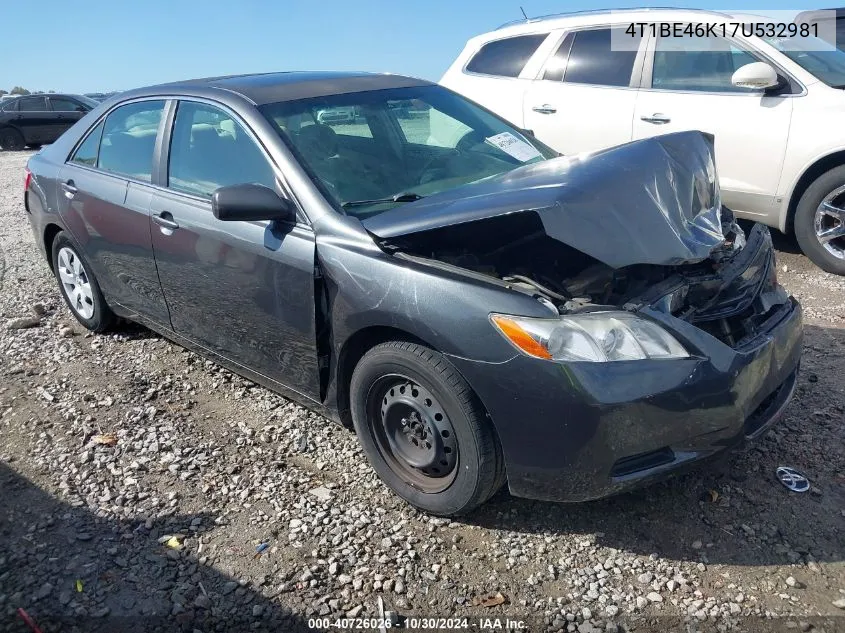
[341,192,424,209]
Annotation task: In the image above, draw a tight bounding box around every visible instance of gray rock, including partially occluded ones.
[6,316,41,330]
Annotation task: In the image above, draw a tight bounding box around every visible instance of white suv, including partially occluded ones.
[441,8,845,274]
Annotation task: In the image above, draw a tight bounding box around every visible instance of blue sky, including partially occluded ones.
[1,0,824,93]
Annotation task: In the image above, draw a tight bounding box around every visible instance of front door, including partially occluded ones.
[632,27,793,220]
[58,99,171,325]
[47,96,90,142]
[522,27,644,155]
[150,99,321,399]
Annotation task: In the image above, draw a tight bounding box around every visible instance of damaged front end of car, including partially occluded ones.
[363,131,791,353]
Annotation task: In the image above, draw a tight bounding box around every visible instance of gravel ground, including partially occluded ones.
[0,149,843,633]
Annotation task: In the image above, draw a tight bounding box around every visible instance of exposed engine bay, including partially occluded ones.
[383,207,790,349]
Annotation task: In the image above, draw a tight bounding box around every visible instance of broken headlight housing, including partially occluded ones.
[490,312,689,362]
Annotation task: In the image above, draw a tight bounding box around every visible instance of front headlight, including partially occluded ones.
[490,312,689,362]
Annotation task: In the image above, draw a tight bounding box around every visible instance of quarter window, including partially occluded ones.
[168,101,276,198]
[466,34,548,78]
[652,31,758,92]
[97,100,165,182]
[70,121,104,167]
[16,96,48,111]
[559,28,641,87]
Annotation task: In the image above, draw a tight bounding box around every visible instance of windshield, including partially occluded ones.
[259,85,556,218]
[763,35,845,86]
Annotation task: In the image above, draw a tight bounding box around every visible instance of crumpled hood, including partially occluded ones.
[362,131,725,268]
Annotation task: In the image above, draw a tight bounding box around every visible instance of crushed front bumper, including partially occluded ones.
[446,297,802,503]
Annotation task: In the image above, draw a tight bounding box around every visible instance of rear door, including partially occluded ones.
[13,96,51,144]
[47,96,90,141]
[522,27,645,155]
[57,99,171,324]
[631,26,794,220]
[150,99,320,399]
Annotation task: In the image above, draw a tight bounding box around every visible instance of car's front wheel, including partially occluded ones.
[794,165,845,275]
[51,232,114,332]
[350,341,505,516]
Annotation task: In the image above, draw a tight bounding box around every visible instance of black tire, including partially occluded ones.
[350,341,505,516]
[794,165,845,275]
[51,231,114,332]
[0,127,25,151]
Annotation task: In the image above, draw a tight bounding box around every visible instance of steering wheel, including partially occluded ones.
[455,130,487,152]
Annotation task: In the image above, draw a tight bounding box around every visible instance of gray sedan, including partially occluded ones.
[23,72,802,516]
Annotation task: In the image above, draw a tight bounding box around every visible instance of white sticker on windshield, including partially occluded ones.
[485,132,542,162]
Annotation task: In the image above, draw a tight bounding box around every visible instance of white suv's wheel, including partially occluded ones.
[795,166,845,275]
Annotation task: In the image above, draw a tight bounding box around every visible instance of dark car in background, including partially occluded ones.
[0,93,98,150]
[23,72,802,516]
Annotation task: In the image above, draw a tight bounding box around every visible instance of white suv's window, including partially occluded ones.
[465,34,548,78]
[545,28,642,87]
[652,31,758,92]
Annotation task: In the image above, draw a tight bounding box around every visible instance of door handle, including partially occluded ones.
[152,212,179,231]
[641,113,671,125]
[531,104,557,115]
[61,180,77,199]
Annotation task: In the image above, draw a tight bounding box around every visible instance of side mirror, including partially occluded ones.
[212,184,296,223]
[731,62,780,91]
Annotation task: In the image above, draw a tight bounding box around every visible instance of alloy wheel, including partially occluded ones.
[815,185,845,260]
[367,376,459,493]
[57,247,95,320]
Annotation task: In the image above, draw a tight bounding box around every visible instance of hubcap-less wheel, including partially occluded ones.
[57,246,95,319]
[816,185,845,260]
[368,376,459,493]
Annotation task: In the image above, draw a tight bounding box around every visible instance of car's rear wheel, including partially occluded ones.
[0,127,24,151]
[794,165,845,275]
[350,341,505,516]
[51,232,114,332]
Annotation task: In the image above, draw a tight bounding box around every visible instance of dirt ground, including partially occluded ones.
[0,150,843,633]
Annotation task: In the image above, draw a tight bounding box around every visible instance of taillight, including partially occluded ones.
[24,168,32,191]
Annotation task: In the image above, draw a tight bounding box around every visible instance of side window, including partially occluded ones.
[70,120,105,167]
[652,30,759,92]
[50,98,86,112]
[465,34,548,78]
[560,28,642,87]
[17,97,48,111]
[98,100,165,182]
[168,101,276,198]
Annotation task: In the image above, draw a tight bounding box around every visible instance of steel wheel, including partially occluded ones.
[57,246,95,320]
[816,185,845,261]
[367,375,459,493]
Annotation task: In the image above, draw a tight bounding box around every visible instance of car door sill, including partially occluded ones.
[115,306,333,422]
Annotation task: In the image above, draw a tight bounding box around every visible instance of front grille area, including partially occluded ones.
[687,224,789,348]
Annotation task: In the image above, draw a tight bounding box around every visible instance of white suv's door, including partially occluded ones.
[522,27,645,154]
[632,27,795,223]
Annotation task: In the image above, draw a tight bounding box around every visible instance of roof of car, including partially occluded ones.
[492,7,771,35]
[144,71,435,105]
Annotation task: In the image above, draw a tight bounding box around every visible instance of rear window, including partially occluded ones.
[562,28,641,87]
[465,34,548,78]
